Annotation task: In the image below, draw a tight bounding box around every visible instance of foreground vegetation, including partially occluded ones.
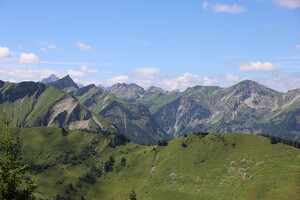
[2,127,297,200]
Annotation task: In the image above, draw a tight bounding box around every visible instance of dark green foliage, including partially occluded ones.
[61,127,69,136]
[259,134,300,149]
[121,157,126,167]
[29,163,50,174]
[104,156,115,172]
[157,140,168,146]
[183,134,187,137]
[79,167,102,185]
[231,142,236,148]
[129,189,137,200]
[79,139,98,160]
[193,132,209,137]
[55,194,73,200]
[108,134,130,148]
[181,142,187,148]
[65,183,77,194]
[0,113,37,200]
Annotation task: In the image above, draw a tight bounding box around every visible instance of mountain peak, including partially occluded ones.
[49,75,79,92]
[41,74,60,84]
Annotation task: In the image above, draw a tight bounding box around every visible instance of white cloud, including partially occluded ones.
[225,74,247,83]
[202,1,209,9]
[68,70,85,78]
[75,42,91,51]
[134,68,160,76]
[203,1,246,14]
[273,0,300,9]
[260,72,300,92]
[47,44,57,49]
[0,46,11,58]
[162,73,218,91]
[108,75,129,85]
[0,68,61,80]
[212,4,246,13]
[19,53,39,64]
[39,43,57,52]
[80,65,99,73]
[239,62,275,72]
[296,44,300,49]
[39,48,47,52]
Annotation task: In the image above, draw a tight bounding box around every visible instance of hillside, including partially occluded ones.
[144,80,300,140]
[71,84,169,145]
[11,127,300,200]
[0,81,116,133]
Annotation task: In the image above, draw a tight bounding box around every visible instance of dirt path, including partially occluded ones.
[150,152,159,174]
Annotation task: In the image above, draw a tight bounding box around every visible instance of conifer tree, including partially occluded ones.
[0,112,37,199]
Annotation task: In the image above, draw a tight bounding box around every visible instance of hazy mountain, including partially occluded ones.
[146,80,300,140]
[0,81,117,133]
[72,84,169,144]
[40,74,59,84]
[108,83,145,102]
[48,75,79,92]
[1,77,300,143]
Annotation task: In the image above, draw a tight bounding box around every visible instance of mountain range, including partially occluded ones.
[1,74,299,144]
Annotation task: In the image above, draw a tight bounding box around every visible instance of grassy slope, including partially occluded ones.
[12,127,300,200]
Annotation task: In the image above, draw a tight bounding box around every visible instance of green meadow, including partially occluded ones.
[8,127,300,200]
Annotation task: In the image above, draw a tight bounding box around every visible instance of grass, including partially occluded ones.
[8,127,300,200]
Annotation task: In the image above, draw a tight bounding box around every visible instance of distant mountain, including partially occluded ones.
[48,75,79,92]
[1,77,300,143]
[143,80,300,140]
[108,83,145,102]
[0,80,117,133]
[40,74,59,84]
[72,84,169,144]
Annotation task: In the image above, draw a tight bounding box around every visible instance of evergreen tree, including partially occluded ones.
[129,189,137,200]
[0,112,37,199]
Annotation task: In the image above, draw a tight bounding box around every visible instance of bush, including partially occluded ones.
[104,156,115,172]
[157,140,168,146]
[108,134,130,148]
[181,142,187,148]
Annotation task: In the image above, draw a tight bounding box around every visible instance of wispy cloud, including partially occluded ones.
[162,73,218,91]
[0,68,62,80]
[40,61,112,66]
[80,65,99,73]
[273,0,300,9]
[68,70,85,78]
[134,68,160,77]
[75,42,91,51]
[225,74,246,83]
[296,44,300,49]
[203,1,246,14]
[239,61,275,72]
[108,75,129,85]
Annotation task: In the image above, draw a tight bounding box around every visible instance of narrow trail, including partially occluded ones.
[150,152,159,174]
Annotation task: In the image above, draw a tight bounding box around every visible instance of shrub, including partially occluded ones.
[157,140,168,146]
[181,142,187,148]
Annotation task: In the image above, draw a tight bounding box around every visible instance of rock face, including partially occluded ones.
[72,84,169,145]
[108,83,145,102]
[143,80,300,141]
[48,75,79,92]
[0,81,117,133]
[40,74,60,84]
[1,77,300,143]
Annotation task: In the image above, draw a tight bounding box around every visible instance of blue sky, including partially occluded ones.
[0,0,300,91]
